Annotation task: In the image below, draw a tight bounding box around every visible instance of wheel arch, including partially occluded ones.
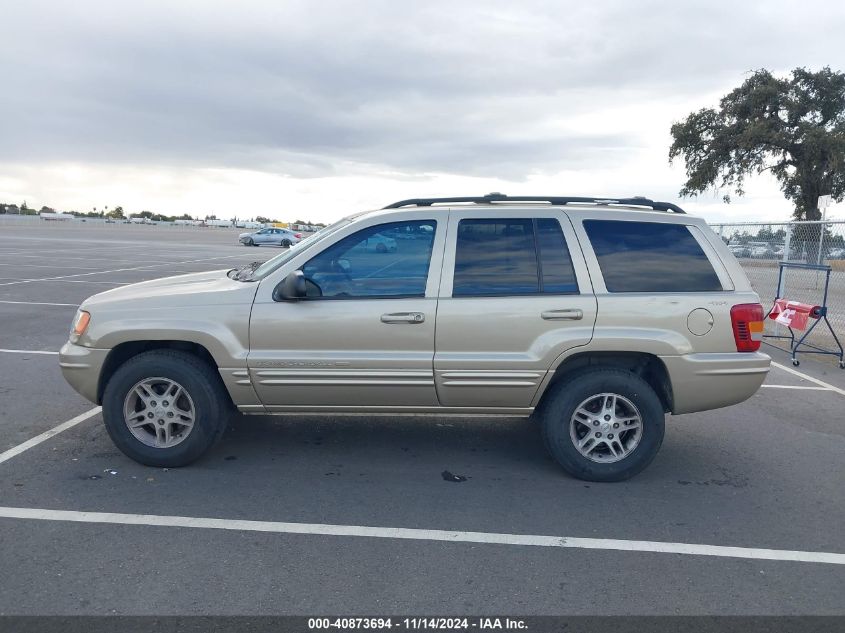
[97,340,223,405]
[535,351,674,415]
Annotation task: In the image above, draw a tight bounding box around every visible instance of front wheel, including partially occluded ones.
[540,369,665,482]
[102,350,231,467]
[244,238,254,247]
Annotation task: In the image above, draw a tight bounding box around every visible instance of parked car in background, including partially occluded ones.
[827,247,845,259]
[748,243,775,258]
[239,227,302,247]
[364,233,398,253]
[728,244,751,258]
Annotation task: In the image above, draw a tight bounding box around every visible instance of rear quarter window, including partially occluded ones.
[583,220,722,292]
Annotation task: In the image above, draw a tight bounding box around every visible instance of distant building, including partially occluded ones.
[40,212,73,221]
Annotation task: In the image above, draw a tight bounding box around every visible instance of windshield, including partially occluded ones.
[243,217,354,281]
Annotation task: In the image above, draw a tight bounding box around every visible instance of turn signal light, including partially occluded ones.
[730,303,764,352]
[72,310,91,336]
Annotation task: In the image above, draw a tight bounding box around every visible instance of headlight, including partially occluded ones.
[71,310,91,337]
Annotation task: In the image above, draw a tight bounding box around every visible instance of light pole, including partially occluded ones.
[817,195,832,265]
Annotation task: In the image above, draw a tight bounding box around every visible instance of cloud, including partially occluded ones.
[1,0,844,220]
[4,0,844,178]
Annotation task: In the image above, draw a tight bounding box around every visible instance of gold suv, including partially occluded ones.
[60,194,770,481]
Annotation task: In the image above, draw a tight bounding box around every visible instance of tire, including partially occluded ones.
[281,239,292,248]
[101,350,231,467]
[244,238,254,247]
[540,369,665,482]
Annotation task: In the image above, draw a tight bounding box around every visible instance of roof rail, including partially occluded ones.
[382,193,686,214]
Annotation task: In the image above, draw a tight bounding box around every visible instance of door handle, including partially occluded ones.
[381,312,425,324]
[541,309,583,321]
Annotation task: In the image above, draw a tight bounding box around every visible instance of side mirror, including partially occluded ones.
[273,270,307,301]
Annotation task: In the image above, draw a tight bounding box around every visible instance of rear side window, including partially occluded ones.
[453,218,578,296]
[583,220,722,292]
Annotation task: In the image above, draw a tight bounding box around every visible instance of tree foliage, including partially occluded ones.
[669,67,845,220]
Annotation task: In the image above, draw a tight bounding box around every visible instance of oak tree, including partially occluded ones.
[669,67,845,220]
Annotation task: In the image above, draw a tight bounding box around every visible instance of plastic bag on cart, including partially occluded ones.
[769,299,819,331]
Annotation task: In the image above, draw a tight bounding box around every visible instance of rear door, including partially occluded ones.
[434,209,597,409]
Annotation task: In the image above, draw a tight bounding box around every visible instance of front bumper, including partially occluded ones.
[660,351,770,415]
[59,341,110,404]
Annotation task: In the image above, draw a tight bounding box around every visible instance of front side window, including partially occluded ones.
[452,218,578,296]
[301,220,436,298]
[583,220,722,292]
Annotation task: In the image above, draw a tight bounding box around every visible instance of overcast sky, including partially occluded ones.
[2,0,844,223]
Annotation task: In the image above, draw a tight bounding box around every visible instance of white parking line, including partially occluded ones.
[760,385,832,391]
[0,407,101,465]
[0,505,841,565]
[0,262,105,270]
[0,255,245,287]
[0,254,172,263]
[771,362,845,397]
[0,278,127,285]
[41,280,129,285]
[0,300,78,307]
[0,349,59,355]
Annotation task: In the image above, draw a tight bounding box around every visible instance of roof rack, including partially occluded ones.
[383,193,686,214]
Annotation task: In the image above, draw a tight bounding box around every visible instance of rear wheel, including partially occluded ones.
[281,239,292,248]
[102,350,230,467]
[540,369,665,482]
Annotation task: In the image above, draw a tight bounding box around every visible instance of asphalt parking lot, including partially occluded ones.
[0,224,844,615]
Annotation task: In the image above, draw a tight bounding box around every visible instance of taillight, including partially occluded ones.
[730,303,764,352]
[294,233,302,239]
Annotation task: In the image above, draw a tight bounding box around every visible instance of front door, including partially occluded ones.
[248,217,444,411]
[434,210,597,409]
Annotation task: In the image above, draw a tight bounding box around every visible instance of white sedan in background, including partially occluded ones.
[239,227,302,247]
[364,234,398,253]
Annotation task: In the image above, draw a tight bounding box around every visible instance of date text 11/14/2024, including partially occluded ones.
[307,618,528,630]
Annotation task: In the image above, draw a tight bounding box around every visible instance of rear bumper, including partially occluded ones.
[660,352,770,414]
[59,341,110,404]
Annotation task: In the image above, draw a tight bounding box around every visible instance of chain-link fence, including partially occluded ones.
[709,220,845,362]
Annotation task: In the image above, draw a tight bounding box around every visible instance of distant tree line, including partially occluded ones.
[0,201,326,227]
[720,224,845,248]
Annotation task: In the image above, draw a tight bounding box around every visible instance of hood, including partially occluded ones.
[82,269,259,309]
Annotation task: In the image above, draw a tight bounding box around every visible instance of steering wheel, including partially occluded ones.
[332,259,353,282]
[303,277,323,297]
